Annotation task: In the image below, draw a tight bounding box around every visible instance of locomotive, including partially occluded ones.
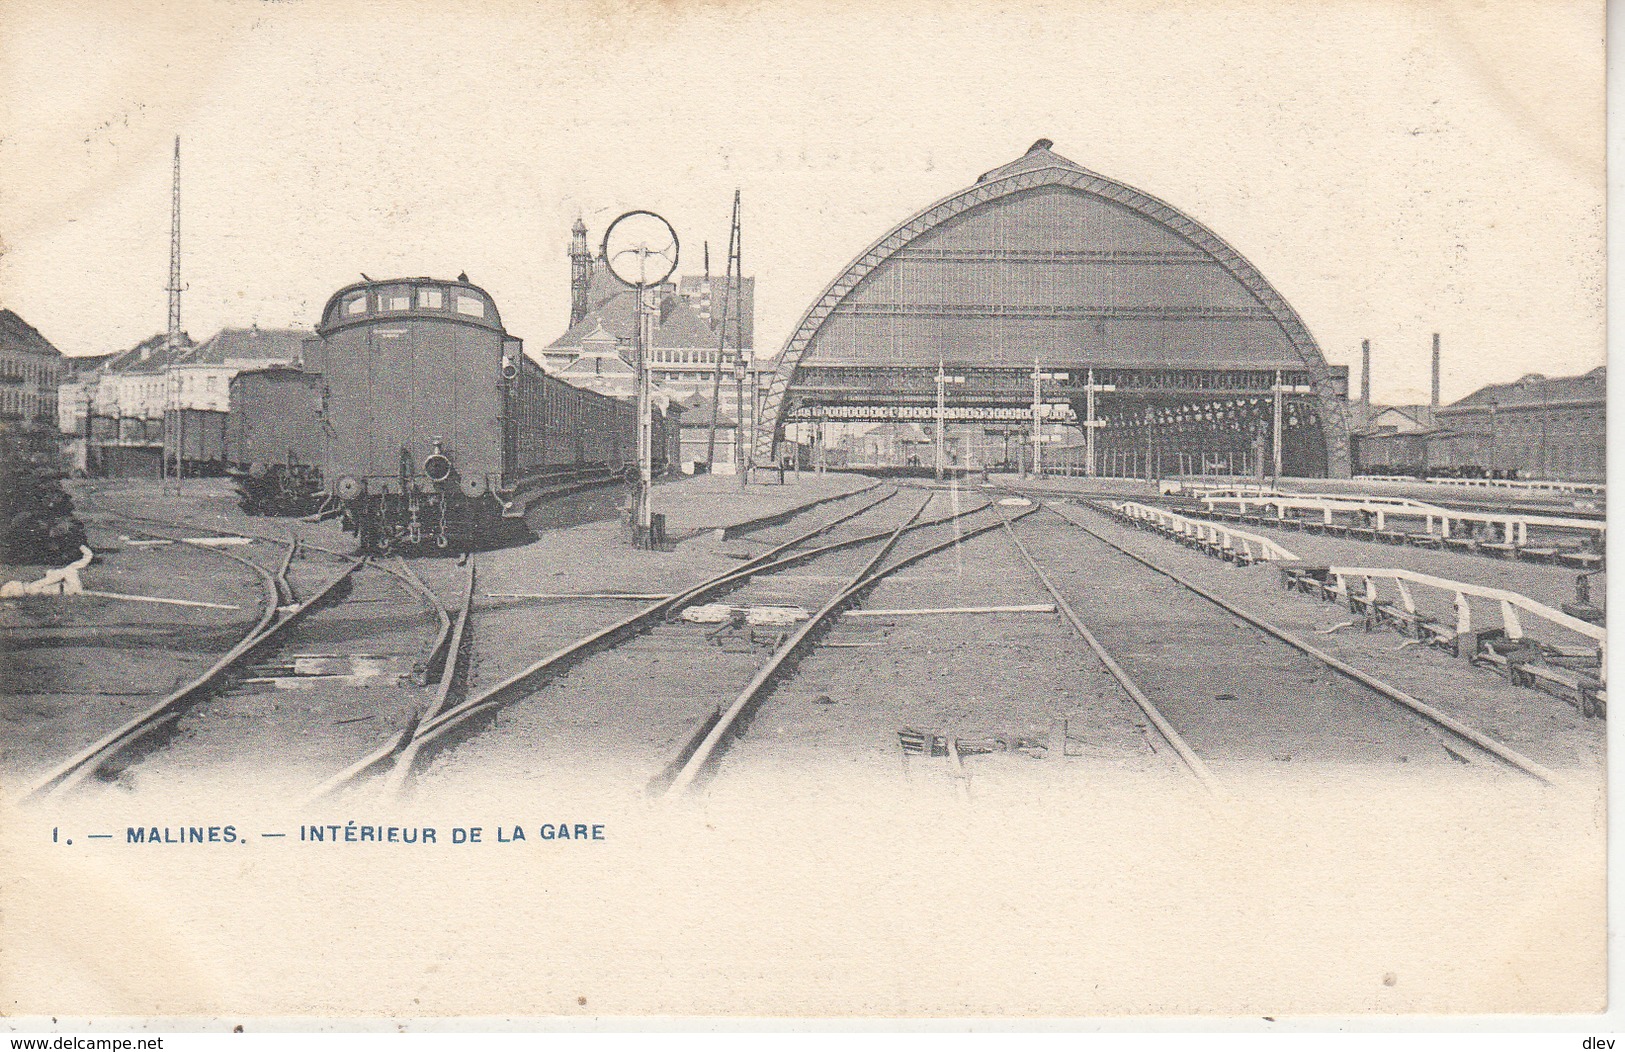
[227,365,326,516]
[312,275,668,552]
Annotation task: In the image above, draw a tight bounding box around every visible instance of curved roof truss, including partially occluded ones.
[756,145,1350,470]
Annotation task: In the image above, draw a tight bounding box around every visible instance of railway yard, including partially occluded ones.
[0,469,1607,1015]
[1,470,1605,812]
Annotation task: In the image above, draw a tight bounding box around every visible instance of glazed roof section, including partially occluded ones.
[782,139,1323,374]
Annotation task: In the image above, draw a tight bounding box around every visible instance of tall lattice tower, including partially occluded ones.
[163,136,183,490]
[167,137,182,350]
[569,216,592,327]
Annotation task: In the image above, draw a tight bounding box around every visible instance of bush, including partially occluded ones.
[0,432,86,565]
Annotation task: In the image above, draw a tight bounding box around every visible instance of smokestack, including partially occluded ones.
[1360,339,1371,406]
[1431,333,1441,408]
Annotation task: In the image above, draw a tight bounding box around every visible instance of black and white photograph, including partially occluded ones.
[0,0,1608,1029]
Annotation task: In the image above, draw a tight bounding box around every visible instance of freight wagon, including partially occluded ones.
[227,366,326,515]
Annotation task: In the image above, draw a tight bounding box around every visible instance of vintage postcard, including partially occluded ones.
[0,0,1608,1026]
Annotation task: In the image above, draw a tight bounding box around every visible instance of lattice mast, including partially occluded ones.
[706,190,742,474]
[164,137,183,490]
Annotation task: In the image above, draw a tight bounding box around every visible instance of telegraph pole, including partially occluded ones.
[1030,358,1042,478]
[936,360,947,481]
[736,201,750,487]
[1272,369,1283,481]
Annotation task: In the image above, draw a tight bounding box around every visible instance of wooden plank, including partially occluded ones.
[844,604,1056,617]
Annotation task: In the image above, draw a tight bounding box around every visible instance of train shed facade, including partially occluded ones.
[757,140,1351,477]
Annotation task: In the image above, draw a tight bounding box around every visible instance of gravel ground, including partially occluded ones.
[712,515,1190,808]
[5,479,1601,1016]
[413,486,942,807]
[1,513,271,785]
[649,470,874,535]
[1051,501,1605,782]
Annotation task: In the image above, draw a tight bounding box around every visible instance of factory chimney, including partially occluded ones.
[569,217,592,327]
[1360,339,1371,409]
[1431,333,1441,408]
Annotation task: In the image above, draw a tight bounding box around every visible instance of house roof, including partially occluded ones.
[188,326,307,366]
[1354,403,1436,434]
[558,353,635,378]
[101,333,197,375]
[63,352,120,376]
[1442,366,1606,411]
[0,309,65,360]
[676,274,755,348]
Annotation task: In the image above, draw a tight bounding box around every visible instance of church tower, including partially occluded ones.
[569,217,592,327]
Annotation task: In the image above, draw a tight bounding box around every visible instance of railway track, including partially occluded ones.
[705,488,1565,805]
[23,509,463,801]
[315,483,1022,802]
[1000,497,1558,787]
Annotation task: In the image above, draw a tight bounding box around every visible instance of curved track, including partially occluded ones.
[24,511,457,800]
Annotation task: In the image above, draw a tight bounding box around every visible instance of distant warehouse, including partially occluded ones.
[1354,367,1604,482]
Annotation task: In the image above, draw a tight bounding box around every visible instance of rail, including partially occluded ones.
[660,500,1035,796]
[1113,501,1299,563]
[24,532,351,800]
[1042,501,1560,785]
[322,487,977,797]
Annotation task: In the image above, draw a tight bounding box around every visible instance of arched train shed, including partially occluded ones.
[757,140,1350,477]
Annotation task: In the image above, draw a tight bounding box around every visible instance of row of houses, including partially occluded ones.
[0,310,69,430]
[57,326,308,433]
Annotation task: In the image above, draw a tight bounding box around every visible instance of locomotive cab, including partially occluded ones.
[315,275,658,553]
[316,276,517,551]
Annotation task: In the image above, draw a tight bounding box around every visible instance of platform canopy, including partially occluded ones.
[757,140,1351,478]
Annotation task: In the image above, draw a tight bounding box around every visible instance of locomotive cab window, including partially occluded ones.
[416,287,444,310]
[456,292,487,318]
[343,292,368,316]
[379,288,410,311]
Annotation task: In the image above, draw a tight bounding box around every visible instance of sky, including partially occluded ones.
[0,0,1604,407]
